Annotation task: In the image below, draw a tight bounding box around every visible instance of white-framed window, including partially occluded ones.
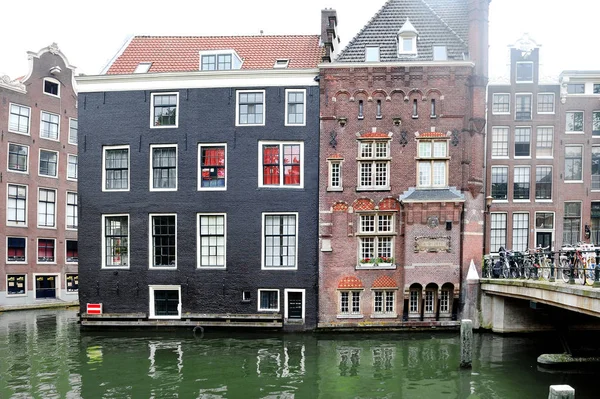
[43,77,60,97]
[439,288,451,314]
[68,118,78,145]
[258,289,280,312]
[327,159,343,191]
[66,192,78,230]
[491,93,510,114]
[37,238,56,263]
[40,111,60,141]
[565,145,583,182]
[535,166,552,200]
[66,240,78,263]
[567,83,585,94]
[537,93,555,114]
[339,290,362,316]
[365,46,380,62]
[149,285,181,319]
[490,213,507,252]
[67,154,78,180]
[6,274,26,296]
[593,111,600,137]
[198,144,226,190]
[197,213,226,269]
[8,103,31,135]
[8,143,29,173]
[515,94,532,121]
[262,213,298,270]
[273,59,289,69]
[236,90,265,126]
[536,127,553,158]
[103,145,129,191]
[515,61,533,83]
[150,144,177,191]
[7,184,27,226]
[491,127,509,158]
[134,62,152,73]
[39,149,58,178]
[373,290,396,317]
[259,141,303,188]
[535,212,554,248]
[357,140,390,190]
[285,89,306,126]
[7,237,26,263]
[513,166,530,201]
[593,147,600,191]
[514,127,531,157]
[563,202,582,246]
[433,45,447,61]
[409,286,421,314]
[512,213,529,252]
[102,214,129,268]
[199,50,242,71]
[357,213,396,267]
[398,33,417,56]
[37,188,56,228]
[65,273,79,293]
[424,289,436,314]
[150,92,179,128]
[566,111,584,133]
[417,140,448,187]
[149,214,177,269]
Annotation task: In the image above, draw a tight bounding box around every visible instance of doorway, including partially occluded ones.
[35,275,57,299]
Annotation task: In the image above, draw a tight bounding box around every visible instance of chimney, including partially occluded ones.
[468,0,490,79]
[321,8,339,63]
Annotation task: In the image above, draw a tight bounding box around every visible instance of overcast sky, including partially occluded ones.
[1,0,598,80]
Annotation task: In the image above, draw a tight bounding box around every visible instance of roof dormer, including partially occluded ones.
[398,18,418,57]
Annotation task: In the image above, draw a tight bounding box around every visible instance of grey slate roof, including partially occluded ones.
[337,0,469,63]
[399,187,465,203]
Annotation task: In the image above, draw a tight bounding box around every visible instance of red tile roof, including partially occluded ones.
[372,276,398,288]
[106,35,324,74]
[338,276,364,289]
[360,132,390,138]
[327,153,344,160]
[418,132,447,138]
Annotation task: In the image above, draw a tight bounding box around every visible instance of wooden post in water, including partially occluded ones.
[460,319,473,368]
[548,385,574,399]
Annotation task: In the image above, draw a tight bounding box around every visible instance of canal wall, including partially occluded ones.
[0,300,78,313]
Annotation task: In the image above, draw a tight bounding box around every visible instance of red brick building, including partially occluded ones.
[318,0,489,328]
[0,44,78,306]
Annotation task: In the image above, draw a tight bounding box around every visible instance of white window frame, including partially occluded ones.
[416,140,449,188]
[43,77,60,98]
[535,165,553,202]
[65,239,78,264]
[236,90,266,127]
[371,289,397,318]
[198,143,227,191]
[357,139,391,190]
[37,187,57,229]
[537,93,555,114]
[199,49,242,71]
[515,61,534,83]
[409,288,421,315]
[365,46,380,62]
[6,236,27,264]
[66,191,78,231]
[564,145,583,183]
[149,144,178,191]
[284,288,305,322]
[257,289,280,312]
[491,93,510,115]
[512,212,530,252]
[490,212,508,253]
[134,62,152,73]
[513,166,530,202]
[7,142,29,174]
[102,145,130,192]
[32,273,60,299]
[491,126,509,159]
[284,89,306,126]
[6,274,27,297]
[258,141,304,188]
[432,45,447,61]
[566,111,585,134]
[535,211,555,249]
[491,165,509,202]
[439,289,451,314]
[148,213,177,269]
[6,183,28,227]
[68,118,78,145]
[149,285,182,319]
[150,92,179,129]
[65,273,79,294]
[261,212,298,270]
[535,126,554,159]
[327,159,343,191]
[424,289,436,315]
[338,290,363,318]
[514,93,532,121]
[101,214,130,269]
[40,111,60,141]
[38,148,59,179]
[67,154,78,181]
[356,212,397,269]
[37,238,57,264]
[398,35,417,56]
[514,126,531,158]
[8,103,31,135]
[196,213,227,269]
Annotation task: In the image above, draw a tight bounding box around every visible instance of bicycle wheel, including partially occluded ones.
[560,258,571,283]
[585,262,595,286]
[484,259,492,278]
[523,259,532,279]
[502,261,509,279]
[541,259,551,279]
[575,259,585,285]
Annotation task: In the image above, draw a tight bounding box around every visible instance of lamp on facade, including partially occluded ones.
[485,195,493,212]
[337,116,347,127]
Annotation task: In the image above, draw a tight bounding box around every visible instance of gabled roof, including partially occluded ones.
[105,35,323,74]
[336,0,469,63]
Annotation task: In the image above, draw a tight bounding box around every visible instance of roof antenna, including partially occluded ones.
[260,30,264,36]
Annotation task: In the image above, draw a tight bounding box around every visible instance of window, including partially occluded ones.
[151,92,178,128]
[377,100,383,118]
[512,213,529,252]
[491,127,509,158]
[66,240,78,263]
[103,146,129,191]
[593,147,600,190]
[198,144,226,189]
[8,103,30,134]
[417,140,448,187]
[285,89,305,126]
[563,202,581,245]
[150,214,176,268]
[69,118,78,145]
[38,239,55,263]
[535,166,552,200]
[66,192,78,230]
[39,150,58,177]
[537,93,555,114]
[515,94,532,120]
[491,166,508,200]
[258,289,280,311]
[273,59,289,68]
[513,167,530,200]
[514,127,531,157]
[373,290,395,316]
[515,62,533,83]
[150,145,177,190]
[595,84,600,94]
[67,154,78,180]
[592,203,600,245]
[340,291,361,316]
[358,140,390,190]
[40,111,59,140]
[8,143,28,173]
[327,160,343,191]
[567,84,585,94]
[103,215,129,268]
[490,213,507,252]
[66,274,79,292]
[7,237,26,262]
[134,62,152,73]
[358,100,364,119]
[439,289,451,313]
[149,286,181,319]
[424,289,436,314]
[433,46,447,61]
[536,127,553,158]
[7,184,27,226]
[593,112,600,136]
[237,90,265,126]
[7,275,26,295]
[43,78,59,96]
[430,99,436,117]
[365,46,380,62]
[565,146,583,181]
[37,188,56,228]
[536,213,554,230]
[357,213,395,267]
[262,213,297,269]
[260,142,303,187]
[566,111,584,133]
[492,94,510,114]
[197,214,226,268]
[412,99,418,118]
[409,287,420,314]
[201,54,232,70]
[242,291,251,302]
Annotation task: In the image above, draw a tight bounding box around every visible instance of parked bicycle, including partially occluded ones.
[523,245,551,280]
[560,243,594,285]
[496,247,521,279]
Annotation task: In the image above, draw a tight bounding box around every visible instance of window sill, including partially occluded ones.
[327,187,343,192]
[513,199,531,203]
[412,115,419,119]
[6,293,28,297]
[492,200,508,203]
[102,266,130,270]
[197,266,226,270]
[564,180,584,184]
[565,132,585,135]
[356,264,396,270]
[258,309,280,313]
[491,112,510,116]
[356,187,391,192]
[336,314,364,319]
[150,125,179,129]
[8,130,31,136]
[491,156,510,160]
[535,199,553,202]
[370,313,398,319]
[7,170,29,175]
[150,266,178,270]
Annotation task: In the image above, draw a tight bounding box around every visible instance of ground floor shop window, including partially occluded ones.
[7,274,26,295]
[149,286,181,319]
[35,275,57,299]
[66,274,78,292]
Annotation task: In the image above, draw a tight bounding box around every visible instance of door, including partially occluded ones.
[36,276,57,299]
[287,291,303,320]
[536,232,552,249]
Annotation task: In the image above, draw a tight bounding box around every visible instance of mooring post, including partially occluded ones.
[548,385,574,399]
[460,319,473,368]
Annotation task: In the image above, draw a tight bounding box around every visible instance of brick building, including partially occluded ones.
[0,44,79,306]
[318,0,489,328]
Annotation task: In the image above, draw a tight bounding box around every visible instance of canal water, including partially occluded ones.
[0,309,596,398]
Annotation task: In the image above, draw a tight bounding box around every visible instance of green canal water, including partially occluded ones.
[0,309,596,398]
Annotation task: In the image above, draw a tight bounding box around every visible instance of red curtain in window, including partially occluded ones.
[283,145,300,185]
[263,146,280,185]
